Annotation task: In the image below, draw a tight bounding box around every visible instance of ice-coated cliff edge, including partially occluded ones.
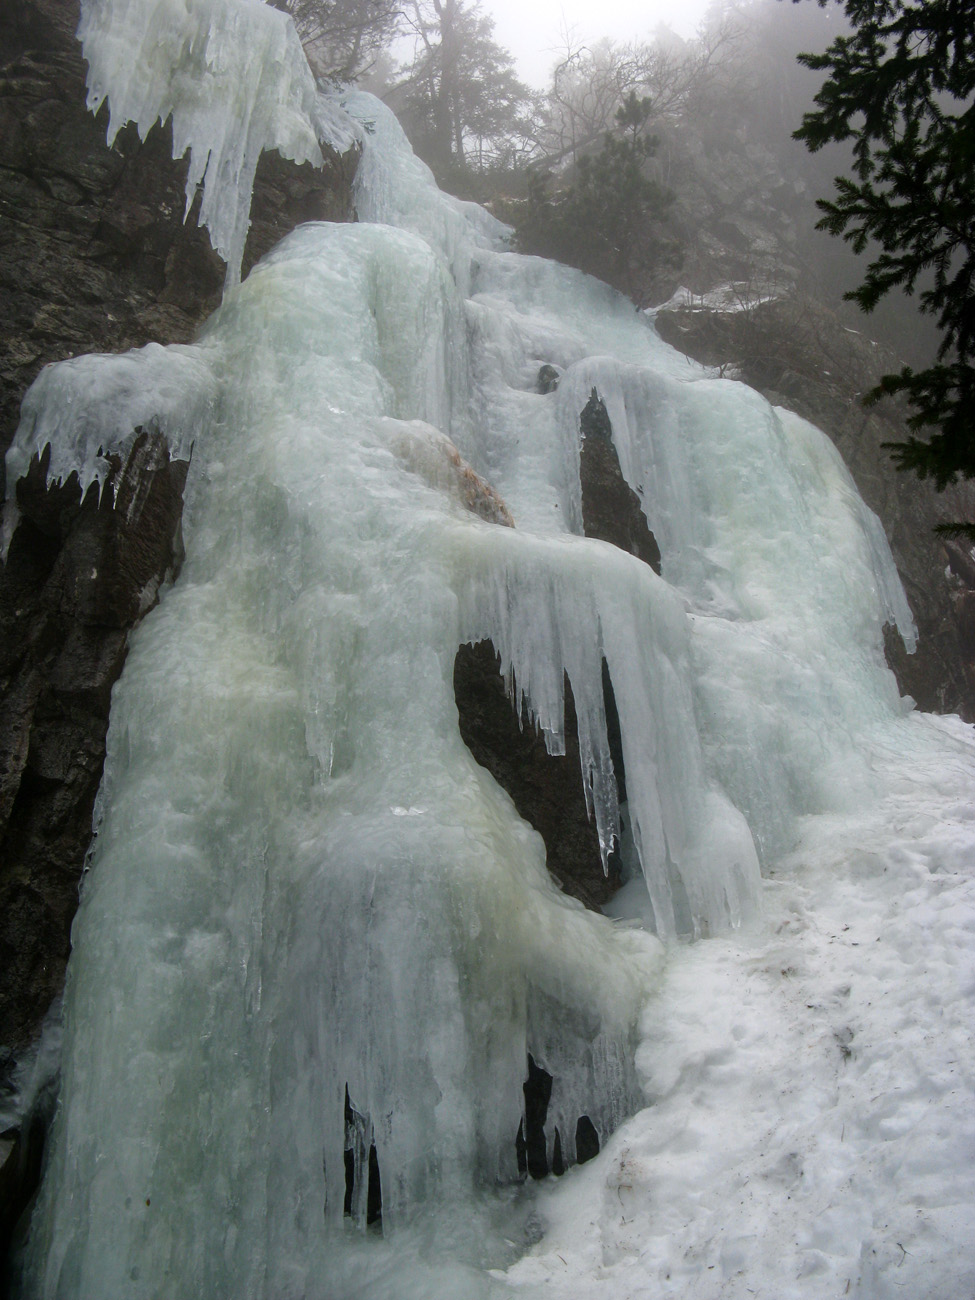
[77,0,357,283]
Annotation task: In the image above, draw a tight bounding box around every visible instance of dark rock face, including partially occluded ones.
[0,429,189,1273]
[655,296,975,719]
[0,432,187,1060]
[0,0,359,1230]
[579,389,662,574]
[0,0,359,483]
[454,640,622,912]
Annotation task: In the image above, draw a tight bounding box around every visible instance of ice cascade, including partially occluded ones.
[4,48,928,1300]
[77,0,357,284]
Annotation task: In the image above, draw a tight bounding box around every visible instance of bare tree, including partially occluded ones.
[533,19,744,169]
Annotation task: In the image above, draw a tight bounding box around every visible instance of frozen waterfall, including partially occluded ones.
[6,11,973,1298]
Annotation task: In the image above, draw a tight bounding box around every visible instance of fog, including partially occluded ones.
[483,0,715,87]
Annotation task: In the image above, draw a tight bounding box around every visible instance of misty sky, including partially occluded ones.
[484,0,715,87]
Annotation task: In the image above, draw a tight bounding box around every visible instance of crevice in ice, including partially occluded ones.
[602,658,627,805]
[516,1054,553,1181]
[551,1128,565,1177]
[579,388,662,575]
[575,1115,600,1165]
[343,1086,382,1228]
[535,364,561,395]
[515,1055,604,1182]
[453,640,623,912]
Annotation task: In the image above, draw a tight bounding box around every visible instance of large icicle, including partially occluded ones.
[78,0,357,285]
[454,526,760,938]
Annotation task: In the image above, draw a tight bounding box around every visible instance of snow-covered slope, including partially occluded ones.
[506,723,975,1299]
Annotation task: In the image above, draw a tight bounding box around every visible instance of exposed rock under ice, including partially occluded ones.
[77,0,358,284]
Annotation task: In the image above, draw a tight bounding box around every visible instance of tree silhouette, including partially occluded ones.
[795,0,975,529]
[267,0,399,79]
[399,0,529,174]
[518,92,678,299]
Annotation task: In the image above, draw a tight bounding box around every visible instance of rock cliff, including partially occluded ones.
[0,0,362,1259]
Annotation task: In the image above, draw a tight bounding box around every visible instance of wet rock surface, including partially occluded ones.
[454,640,622,913]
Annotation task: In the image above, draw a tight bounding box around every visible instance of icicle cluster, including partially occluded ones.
[78,0,357,284]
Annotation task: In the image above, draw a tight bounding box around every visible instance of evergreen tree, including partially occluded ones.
[517,93,678,299]
[399,0,530,175]
[267,0,399,80]
[794,0,975,530]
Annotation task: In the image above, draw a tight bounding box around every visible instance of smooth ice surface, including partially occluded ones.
[77,0,357,284]
[6,59,973,1300]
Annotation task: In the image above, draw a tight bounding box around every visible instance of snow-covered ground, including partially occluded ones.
[506,713,975,1300]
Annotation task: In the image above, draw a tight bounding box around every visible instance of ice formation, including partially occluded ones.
[6,10,973,1297]
[77,0,357,284]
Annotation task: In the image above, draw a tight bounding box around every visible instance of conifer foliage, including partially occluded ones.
[267,0,399,79]
[399,0,530,174]
[795,0,975,522]
[517,93,677,298]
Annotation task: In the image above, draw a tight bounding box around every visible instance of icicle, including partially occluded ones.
[77,0,358,286]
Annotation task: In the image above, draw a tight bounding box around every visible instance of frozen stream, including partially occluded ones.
[4,3,974,1295]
